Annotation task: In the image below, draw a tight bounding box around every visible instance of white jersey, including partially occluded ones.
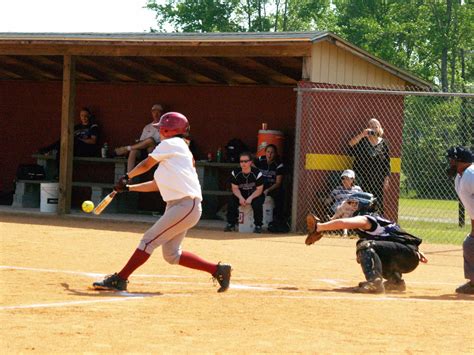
[139,122,161,144]
[455,164,474,219]
[149,137,202,202]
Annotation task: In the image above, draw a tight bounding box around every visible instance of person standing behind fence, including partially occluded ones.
[447,146,474,294]
[348,118,390,214]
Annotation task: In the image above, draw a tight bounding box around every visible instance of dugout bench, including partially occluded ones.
[12,154,131,212]
[13,154,236,216]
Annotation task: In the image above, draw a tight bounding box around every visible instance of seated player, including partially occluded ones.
[38,107,100,158]
[224,152,265,234]
[114,104,163,172]
[305,195,426,293]
[255,144,286,225]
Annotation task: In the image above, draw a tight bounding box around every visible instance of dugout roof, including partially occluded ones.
[0,31,431,88]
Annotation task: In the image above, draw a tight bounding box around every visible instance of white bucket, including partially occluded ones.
[238,204,254,233]
[238,196,274,232]
[262,196,274,228]
[40,182,59,213]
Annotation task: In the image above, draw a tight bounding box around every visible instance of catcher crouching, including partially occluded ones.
[305,195,427,293]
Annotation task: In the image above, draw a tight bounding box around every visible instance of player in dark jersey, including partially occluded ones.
[225,152,265,233]
[305,195,426,293]
[255,144,286,224]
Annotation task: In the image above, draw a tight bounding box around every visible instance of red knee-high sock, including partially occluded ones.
[118,248,151,280]
[179,251,217,275]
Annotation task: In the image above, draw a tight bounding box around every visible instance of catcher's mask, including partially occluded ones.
[333,193,376,219]
[153,112,190,138]
[446,146,473,177]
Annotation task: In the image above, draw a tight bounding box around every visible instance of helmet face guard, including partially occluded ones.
[349,193,377,216]
[153,112,190,138]
[333,193,377,219]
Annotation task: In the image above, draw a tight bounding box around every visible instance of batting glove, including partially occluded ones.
[114,174,129,193]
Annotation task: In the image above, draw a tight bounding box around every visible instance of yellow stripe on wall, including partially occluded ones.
[305,154,401,173]
[390,157,401,173]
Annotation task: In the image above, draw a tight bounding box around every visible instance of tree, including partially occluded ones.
[145,0,472,91]
[146,0,242,32]
[333,0,473,92]
[146,0,334,33]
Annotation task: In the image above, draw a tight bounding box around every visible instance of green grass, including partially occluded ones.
[398,198,470,245]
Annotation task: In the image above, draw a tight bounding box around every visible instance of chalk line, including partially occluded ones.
[2,265,472,308]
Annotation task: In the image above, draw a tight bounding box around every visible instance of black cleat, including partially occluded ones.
[93,273,128,291]
[212,262,232,293]
[253,225,262,234]
[384,279,406,292]
[354,279,385,294]
[224,223,236,232]
[455,281,474,294]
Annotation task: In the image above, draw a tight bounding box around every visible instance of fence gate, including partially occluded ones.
[292,83,473,245]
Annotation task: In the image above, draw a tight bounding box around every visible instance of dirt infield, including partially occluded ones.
[1,214,473,353]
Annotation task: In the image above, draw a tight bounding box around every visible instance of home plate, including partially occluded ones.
[87,286,155,297]
[231,284,276,291]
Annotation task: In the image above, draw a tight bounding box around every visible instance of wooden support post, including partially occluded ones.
[58,55,76,214]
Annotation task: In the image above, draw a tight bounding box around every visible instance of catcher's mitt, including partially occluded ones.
[305,213,323,245]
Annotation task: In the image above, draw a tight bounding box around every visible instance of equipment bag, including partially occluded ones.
[225,138,249,163]
[16,164,46,180]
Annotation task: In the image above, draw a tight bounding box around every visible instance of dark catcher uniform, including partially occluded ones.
[355,214,423,291]
[226,166,265,227]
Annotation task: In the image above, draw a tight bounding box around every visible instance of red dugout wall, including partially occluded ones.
[0,81,296,194]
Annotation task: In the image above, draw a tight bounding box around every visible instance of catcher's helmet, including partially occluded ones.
[153,112,189,138]
[332,192,377,219]
[346,193,377,216]
[446,146,473,163]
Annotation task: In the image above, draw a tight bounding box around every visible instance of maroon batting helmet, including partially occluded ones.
[153,112,190,138]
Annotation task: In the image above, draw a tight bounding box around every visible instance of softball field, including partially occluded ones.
[1,214,473,353]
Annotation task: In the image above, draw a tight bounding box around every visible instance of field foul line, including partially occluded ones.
[3,265,471,306]
[2,285,472,310]
[1,265,461,286]
[0,265,285,282]
[0,265,186,279]
[0,293,192,311]
[262,294,474,303]
[0,265,462,286]
[1,297,145,310]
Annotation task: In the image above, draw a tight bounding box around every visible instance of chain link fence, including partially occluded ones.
[291,83,473,244]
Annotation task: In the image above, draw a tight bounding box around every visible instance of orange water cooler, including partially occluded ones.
[256,128,285,158]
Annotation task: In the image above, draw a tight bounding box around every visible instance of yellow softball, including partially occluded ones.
[82,200,94,213]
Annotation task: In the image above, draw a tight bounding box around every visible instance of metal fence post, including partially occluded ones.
[291,89,303,233]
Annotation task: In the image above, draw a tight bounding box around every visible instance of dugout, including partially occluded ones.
[0,32,431,220]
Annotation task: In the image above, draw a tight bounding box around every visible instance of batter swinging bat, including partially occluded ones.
[93,191,117,215]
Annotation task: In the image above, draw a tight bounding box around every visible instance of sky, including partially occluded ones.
[0,0,160,33]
